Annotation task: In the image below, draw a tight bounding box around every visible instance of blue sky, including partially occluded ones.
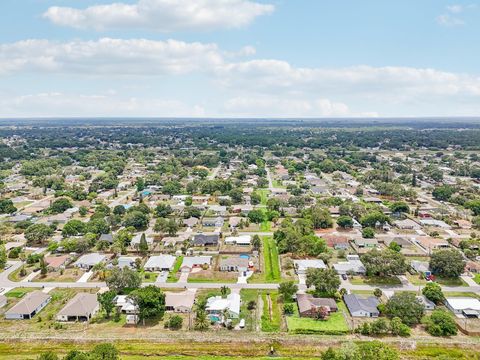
[0,0,479,117]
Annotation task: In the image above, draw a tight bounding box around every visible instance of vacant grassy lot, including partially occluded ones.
[349,275,401,286]
[239,289,259,331]
[286,301,350,335]
[262,236,280,282]
[33,268,84,282]
[260,291,281,332]
[167,256,183,283]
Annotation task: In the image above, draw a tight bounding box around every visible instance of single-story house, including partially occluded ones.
[131,233,154,248]
[56,293,99,322]
[445,298,480,318]
[343,294,380,317]
[224,235,251,246]
[411,260,430,274]
[44,255,69,271]
[99,233,114,244]
[74,253,106,270]
[183,217,199,228]
[114,295,138,314]
[116,256,137,269]
[384,236,412,249]
[294,259,326,275]
[333,255,366,275]
[5,291,51,320]
[192,234,219,247]
[415,236,449,252]
[206,293,241,320]
[202,217,224,227]
[420,219,452,229]
[323,235,349,250]
[181,256,212,271]
[354,238,378,248]
[144,255,176,272]
[394,219,421,230]
[465,261,480,274]
[219,256,250,272]
[229,217,242,229]
[296,293,338,318]
[232,204,253,214]
[209,205,227,216]
[416,295,436,311]
[163,234,189,247]
[165,290,196,313]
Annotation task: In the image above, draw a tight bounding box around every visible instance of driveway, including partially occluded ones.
[178,271,190,283]
[156,271,168,283]
[77,270,93,283]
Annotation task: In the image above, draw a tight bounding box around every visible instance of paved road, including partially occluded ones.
[2,260,479,294]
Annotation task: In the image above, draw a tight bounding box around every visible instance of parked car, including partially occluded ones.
[342,274,348,280]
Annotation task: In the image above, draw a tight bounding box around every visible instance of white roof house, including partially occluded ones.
[114,295,138,314]
[446,298,480,317]
[74,253,106,269]
[224,235,251,246]
[293,259,326,275]
[420,219,452,229]
[144,255,176,272]
[206,293,241,319]
[333,255,366,275]
[181,256,212,270]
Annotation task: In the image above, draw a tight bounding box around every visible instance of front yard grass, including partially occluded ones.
[407,274,468,287]
[167,256,183,283]
[349,275,401,286]
[286,301,350,335]
[239,289,259,331]
[474,273,480,285]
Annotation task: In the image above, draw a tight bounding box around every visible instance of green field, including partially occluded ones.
[286,301,350,335]
[167,256,183,283]
[262,236,280,282]
[261,291,281,332]
[474,274,480,284]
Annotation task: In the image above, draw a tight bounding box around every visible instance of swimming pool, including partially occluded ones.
[239,254,250,259]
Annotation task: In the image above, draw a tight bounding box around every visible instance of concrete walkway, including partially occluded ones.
[461,275,478,287]
[77,270,93,283]
[21,270,39,282]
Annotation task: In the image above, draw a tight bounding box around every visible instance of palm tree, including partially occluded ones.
[194,310,209,331]
[220,286,229,297]
[93,262,107,280]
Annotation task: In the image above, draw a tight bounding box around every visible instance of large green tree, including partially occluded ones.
[385,292,424,326]
[306,268,340,297]
[429,249,465,278]
[128,285,166,325]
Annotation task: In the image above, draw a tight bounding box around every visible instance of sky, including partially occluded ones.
[0,0,479,118]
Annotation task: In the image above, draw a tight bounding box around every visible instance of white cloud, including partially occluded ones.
[446,4,463,13]
[0,92,206,117]
[43,0,274,32]
[0,38,224,76]
[1,38,480,116]
[436,14,464,26]
[436,4,475,26]
[224,96,352,117]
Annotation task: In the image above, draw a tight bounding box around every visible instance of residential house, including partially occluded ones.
[415,236,449,253]
[192,234,219,247]
[293,259,326,275]
[333,255,366,275]
[114,295,138,314]
[99,233,114,244]
[420,219,452,229]
[56,293,99,322]
[323,235,349,250]
[224,235,251,246]
[5,291,51,320]
[296,293,338,318]
[394,219,421,230]
[343,294,380,317]
[202,217,224,227]
[384,236,412,249]
[183,217,199,228]
[165,290,196,313]
[131,233,154,248]
[74,253,106,270]
[180,256,212,272]
[116,256,137,269]
[144,255,176,272]
[445,298,480,318]
[206,293,241,321]
[354,238,378,248]
[44,255,69,271]
[416,295,436,311]
[411,260,430,274]
[229,217,242,229]
[219,257,250,272]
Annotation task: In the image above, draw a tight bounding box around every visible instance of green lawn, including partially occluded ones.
[473,273,480,285]
[349,275,401,286]
[4,288,36,298]
[286,301,350,335]
[261,291,281,332]
[262,236,280,282]
[260,221,271,232]
[272,180,286,189]
[443,292,480,299]
[167,256,183,283]
[239,289,259,331]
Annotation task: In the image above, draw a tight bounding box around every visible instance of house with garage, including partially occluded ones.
[56,293,99,322]
[192,233,219,247]
[44,255,69,271]
[5,291,51,320]
[343,294,379,317]
[180,256,212,272]
[202,217,224,228]
[219,256,250,272]
[445,298,480,318]
[144,255,176,272]
[293,259,326,275]
[333,255,366,275]
[74,253,106,270]
[296,293,338,318]
[165,290,196,313]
